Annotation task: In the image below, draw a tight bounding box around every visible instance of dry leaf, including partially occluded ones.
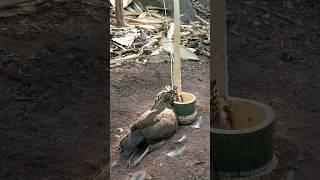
[112,30,140,47]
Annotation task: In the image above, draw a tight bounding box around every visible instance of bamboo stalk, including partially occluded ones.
[173,0,181,92]
[211,0,228,98]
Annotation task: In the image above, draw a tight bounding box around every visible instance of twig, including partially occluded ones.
[114,43,126,51]
[195,7,209,17]
[242,2,303,26]
[196,15,209,25]
[114,48,137,55]
[200,49,210,57]
[139,33,162,53]
[192,0,210,17]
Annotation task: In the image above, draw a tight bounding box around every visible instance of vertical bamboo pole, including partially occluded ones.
[211,1,228,179]
[115,0,125,27]
[211,0,228,98]
[173,0,182,92]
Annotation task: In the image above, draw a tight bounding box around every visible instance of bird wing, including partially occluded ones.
[131,109,159,131]
[141,108,177,142]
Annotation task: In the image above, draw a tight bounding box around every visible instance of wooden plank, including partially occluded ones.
[211,0,228,98]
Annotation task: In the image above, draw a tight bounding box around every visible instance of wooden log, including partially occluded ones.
[115,0,125,27]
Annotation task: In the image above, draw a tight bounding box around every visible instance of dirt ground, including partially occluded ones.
[0,1,108,180]
[227,0,320,179]
[110,60,210,179]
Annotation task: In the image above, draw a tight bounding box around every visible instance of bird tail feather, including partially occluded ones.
[119,131,144,152]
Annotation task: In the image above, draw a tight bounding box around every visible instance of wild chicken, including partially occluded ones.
[119,85,179,168]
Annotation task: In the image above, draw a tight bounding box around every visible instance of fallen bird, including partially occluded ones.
[119,85,179,168]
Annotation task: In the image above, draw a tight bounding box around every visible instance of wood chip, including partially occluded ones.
[127,17,164,24]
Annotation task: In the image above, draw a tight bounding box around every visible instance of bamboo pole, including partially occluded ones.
[211,0,228,98]
[173,0,182,92]
[115,0,125,27]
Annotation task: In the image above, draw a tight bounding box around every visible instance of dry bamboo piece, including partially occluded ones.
[173,0,182,92]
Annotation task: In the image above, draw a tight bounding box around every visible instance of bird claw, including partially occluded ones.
[129,158,141,168]
[124,161,137,169]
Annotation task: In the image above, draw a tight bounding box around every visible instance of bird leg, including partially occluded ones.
[124,148,139,168]
[129,140,166,168]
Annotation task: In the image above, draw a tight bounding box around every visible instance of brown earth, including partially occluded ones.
[227,0,320,179]
[0,1,108,180]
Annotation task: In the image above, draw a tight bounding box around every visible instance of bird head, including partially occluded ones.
[154,85,178,105]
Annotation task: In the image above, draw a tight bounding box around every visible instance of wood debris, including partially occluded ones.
[110,0,210,67]
[109,0,133,9]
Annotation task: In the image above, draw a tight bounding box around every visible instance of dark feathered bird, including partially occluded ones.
[119,85,179,168]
